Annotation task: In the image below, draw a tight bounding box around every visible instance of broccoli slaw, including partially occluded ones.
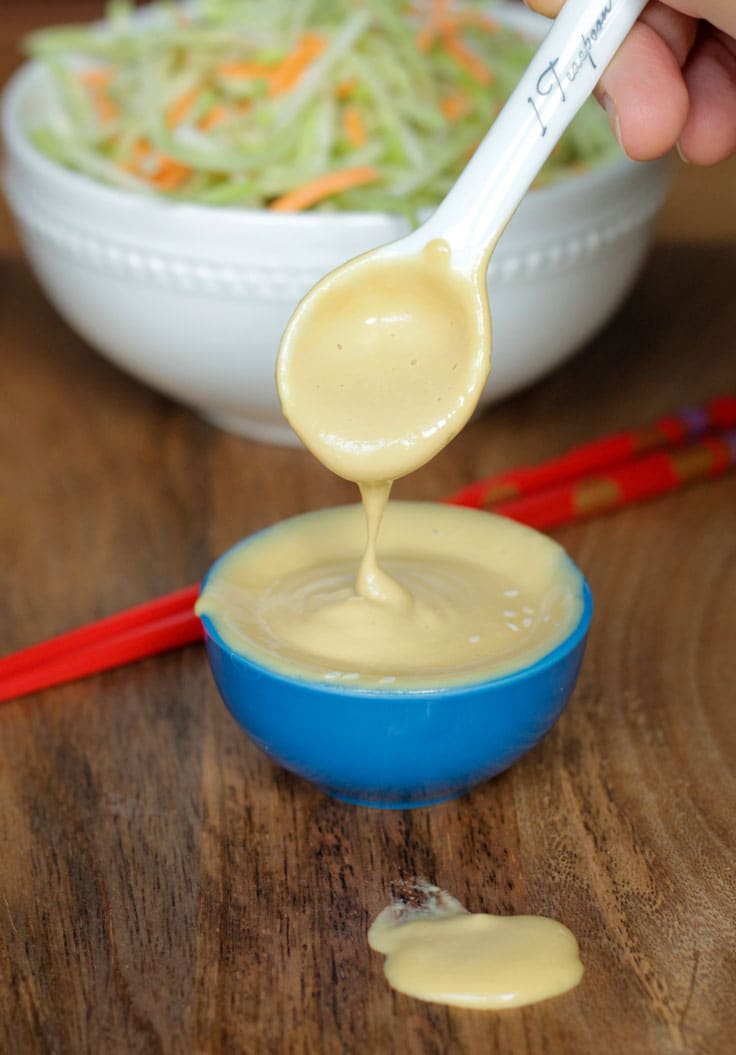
[23,0,620,220]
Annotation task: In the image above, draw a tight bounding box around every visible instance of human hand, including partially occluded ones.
[524,1,736,163]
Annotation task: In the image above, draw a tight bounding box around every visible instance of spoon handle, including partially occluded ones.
[418,0,648,270]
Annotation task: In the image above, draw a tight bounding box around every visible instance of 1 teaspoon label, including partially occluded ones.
[528,0,614,137]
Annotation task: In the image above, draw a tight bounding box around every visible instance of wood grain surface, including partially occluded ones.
[1,4,735,1053]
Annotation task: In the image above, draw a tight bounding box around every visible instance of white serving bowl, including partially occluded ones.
[1,7,670,446]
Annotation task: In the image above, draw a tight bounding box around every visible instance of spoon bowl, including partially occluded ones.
[277,239,490,482]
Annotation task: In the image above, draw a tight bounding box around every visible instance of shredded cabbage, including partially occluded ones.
[24,0,620,220]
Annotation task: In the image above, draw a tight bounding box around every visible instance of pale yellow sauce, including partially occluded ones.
[196,501,582,689]
[197,236,584,685]
[369,884,583,1010]
[199,235,587,1006]
[276,240,490,486]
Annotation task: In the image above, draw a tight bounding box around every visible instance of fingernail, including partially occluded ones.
[601,92,624,153]
[676,142,690,164]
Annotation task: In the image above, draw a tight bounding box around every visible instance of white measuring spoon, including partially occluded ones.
[278,0,648,482]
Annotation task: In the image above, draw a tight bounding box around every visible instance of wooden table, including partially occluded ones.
[2,5,735,1052]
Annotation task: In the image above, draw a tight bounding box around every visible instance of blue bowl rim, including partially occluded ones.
[198,516,594,700]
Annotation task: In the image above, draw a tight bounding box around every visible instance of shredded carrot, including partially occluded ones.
[166,86,199,128]
[428,0,458,39]
[269,165,380,212]
[126,137,152,166]
[335,77,357,99]
[342,105,367,148]
[79,68,118,123]
[415,27,434,53]
[120,137,154,176]
[416,0,498,61]
[268,32,326,96]
[218,34,325,97]
[121,138,191,190]
[78,67,113,87]
[440,91,470,121]
[198,103,230,131]
[455,11,499,34]
[218,59,273,80]
[442,34,494,86]
[151,158,192,190]
[431,0,451,22]
[90,88,118,124]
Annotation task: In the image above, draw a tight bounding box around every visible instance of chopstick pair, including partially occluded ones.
[0,585,202,704]
[445,394,736,527]
[1,395,735,705]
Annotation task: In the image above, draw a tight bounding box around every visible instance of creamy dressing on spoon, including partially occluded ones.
[276,238,490,606]
[277,240,489,486]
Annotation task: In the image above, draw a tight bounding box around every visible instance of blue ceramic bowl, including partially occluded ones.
[198,545,593,809]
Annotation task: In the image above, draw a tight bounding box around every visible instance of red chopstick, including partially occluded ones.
[0,585,203,704]
[1,398,735,705]
[492,428,736,529]
[446,394,736,508]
